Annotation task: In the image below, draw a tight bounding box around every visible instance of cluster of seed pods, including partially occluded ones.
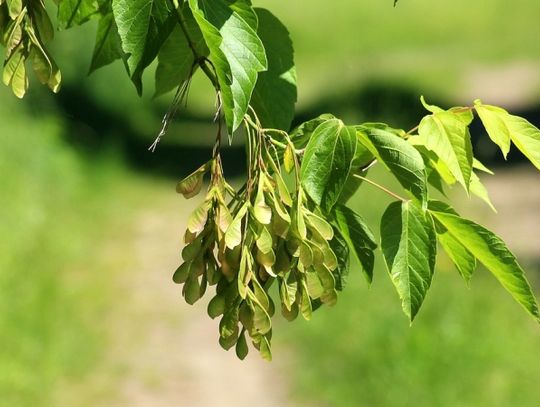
[174,150,342,360]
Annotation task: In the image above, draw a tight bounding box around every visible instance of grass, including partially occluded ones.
[275,168,540,407]
[279,269,540,407]
[0,89,132,406]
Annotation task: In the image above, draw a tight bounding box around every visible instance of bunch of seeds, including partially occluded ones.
[173,124,342,361]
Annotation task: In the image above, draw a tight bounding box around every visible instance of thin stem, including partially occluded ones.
[290,139,301,187]
[262,127,290,138]
[359,158,378,172]
[245,125,256,198]
[353,174,408,202]
[148,69,194,152]
[212,95,223,160]
[405,125,419,136]
[265,136,288,150]
[452,106,474,113]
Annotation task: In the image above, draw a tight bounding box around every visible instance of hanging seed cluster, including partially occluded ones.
[0,0,61,98]
[174,137,342,361]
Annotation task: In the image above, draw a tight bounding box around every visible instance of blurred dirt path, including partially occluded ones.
[85,185,297,407]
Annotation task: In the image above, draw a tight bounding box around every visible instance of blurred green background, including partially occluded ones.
[1,0,539,406]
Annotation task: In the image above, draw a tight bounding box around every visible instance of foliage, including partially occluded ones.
[280,259,540,407]
[1,0,539,361]
[0,93,120,405]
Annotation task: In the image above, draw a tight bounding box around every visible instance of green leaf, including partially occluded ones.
[417,109,473,191]
[504,116,540,171]
[338,142,375,204]
[474,100,512,158]
[473,158,494,175]
[433,219,476,284]
[227,0,258,29]
[380,201,437,321]
[420,95,444,114]
[428,200,540,321]
[89,10,124,73]
[301,119,357,212]
[155,25,193,96]
[469,171,496,212]
[189,0,267,134]
[357,127,427,204]
[155,7,207,96]
[57,0,102,29]
[112,0,176,94]
[333,204,377,284]
[249,8,297,131]
[358,122,408,137]
[290,114,336,150]
[414,139,495,209]
[475,100,540,170]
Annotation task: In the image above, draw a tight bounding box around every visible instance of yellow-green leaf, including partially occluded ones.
[429,200,540,322]
[418,110,473,191]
